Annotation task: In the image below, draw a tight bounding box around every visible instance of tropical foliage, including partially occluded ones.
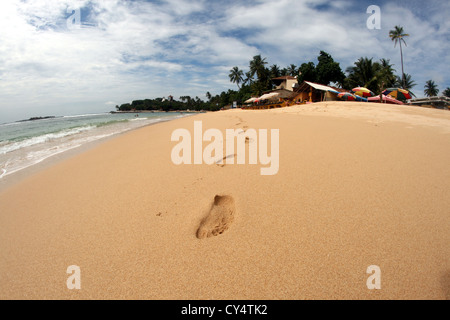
[344,57,397,93]
[424,80,439,97]
[229,51,346,99]
[116,97,221,112]
[229,66,244,89]
[389,26,409,89]
[315,51,346,86]
[443,87,450,98]
[395,73,416,96]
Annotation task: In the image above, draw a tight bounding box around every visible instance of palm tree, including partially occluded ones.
[346,57,398,94]
[269,64,281,79]
[345,57,380,92]
[249,55,268,82]
[243,71,253,86]
[287,64,298,77]
[249,55,270,96]
[389,26,409,89]
[229,66,244,89]
[378,58,397,88]
[443,87,450,98]
[395,73,416,93]
[424,80,439,97]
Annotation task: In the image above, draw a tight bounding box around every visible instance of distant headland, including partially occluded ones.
[16,116,57,123]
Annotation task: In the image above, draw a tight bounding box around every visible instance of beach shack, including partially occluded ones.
[245,78,346,109]
[293,81,343,103]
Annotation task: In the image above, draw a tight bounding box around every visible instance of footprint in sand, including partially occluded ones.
[216,154,236,167]
[196,195,235,239]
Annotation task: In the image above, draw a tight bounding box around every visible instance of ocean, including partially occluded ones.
[0,112,191,179]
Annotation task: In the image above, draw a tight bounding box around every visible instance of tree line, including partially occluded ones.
[116,96,222,112]
[117,25,448,112]
[228,25,448,102]
[228,52,417,102]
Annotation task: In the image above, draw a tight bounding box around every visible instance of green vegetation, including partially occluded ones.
[389,25,409,89]
[424,80,439,97]
[345,57,397,93]
[229,66,244,89]
[315,51,346,86]
[228,50,411,101]
[443,87,450,98]
[116,96,221,112]
[226,51,347,102]
[395,73,416,92]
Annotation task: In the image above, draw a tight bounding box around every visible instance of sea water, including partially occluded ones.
[0,112,191,178]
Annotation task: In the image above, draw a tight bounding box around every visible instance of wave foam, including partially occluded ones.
[0,126,95,155]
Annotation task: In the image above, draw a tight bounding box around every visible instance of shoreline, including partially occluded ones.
[0,114,197,194]
[110,110,208,114]
[0,102,449,299]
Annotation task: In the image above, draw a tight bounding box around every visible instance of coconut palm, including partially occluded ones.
[249,55,270,96]
[443,87,450,98]
[424,80,439,97]
[395,73,416,95]
[249,55,268,82]
[243,71,253,86]
[378,58,397,88]
[389,26,409,89]
[346,57,398,94]
[345,57,380,93]
[269,64,281,79]
[287,64,298,77]
[229,66,244,89]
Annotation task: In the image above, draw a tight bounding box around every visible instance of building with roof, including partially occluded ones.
[244,79,347,109]
[272,76,299,91]
[293,81,345,103]
[408,96,450,110]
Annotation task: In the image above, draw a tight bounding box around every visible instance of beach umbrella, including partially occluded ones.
[382,88,412,100]
[351,87,375,98]
[368,94,404,105]
[245,97,257,104]
[354,95,368,102]
[338,92,357,101]
[259,92,279,100]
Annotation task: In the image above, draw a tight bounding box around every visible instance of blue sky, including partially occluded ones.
[0,0,449,122]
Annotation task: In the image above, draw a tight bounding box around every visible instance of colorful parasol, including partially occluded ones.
[351,87,375,98]
[382,88,412,100]
[368,94,404,105]
[338,92,357,101]
[338,92,368,102]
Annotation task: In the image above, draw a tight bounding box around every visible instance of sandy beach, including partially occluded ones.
[0,101,449,300]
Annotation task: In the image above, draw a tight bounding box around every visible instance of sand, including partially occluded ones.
[0,101,449,300]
